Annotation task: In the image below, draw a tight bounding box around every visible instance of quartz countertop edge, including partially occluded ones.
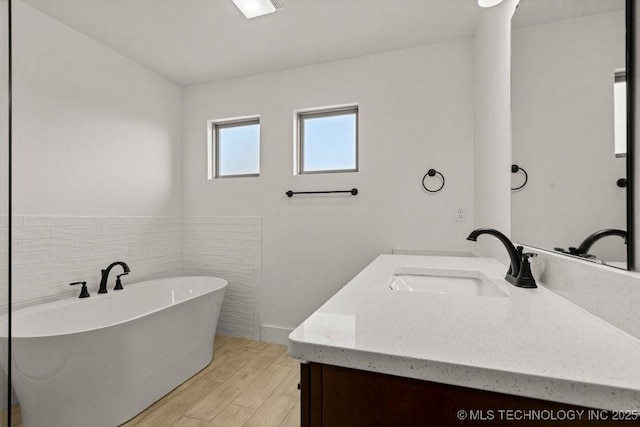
[288,254,640,411]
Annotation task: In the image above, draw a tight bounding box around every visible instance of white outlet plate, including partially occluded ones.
[455,207,466,222]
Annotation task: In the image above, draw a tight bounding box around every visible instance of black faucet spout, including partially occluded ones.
[98,261,130,294]
[467,228,522,284]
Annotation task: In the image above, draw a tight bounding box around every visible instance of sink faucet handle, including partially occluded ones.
[114,272,128,291]
[70,281,90,298]
[515,253,537,289]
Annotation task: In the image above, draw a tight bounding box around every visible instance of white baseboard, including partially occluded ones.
[260,325,293,345]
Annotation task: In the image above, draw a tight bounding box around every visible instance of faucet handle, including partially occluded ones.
[114,272,128,291]
[515,254,537,288]
[70,281,90,298]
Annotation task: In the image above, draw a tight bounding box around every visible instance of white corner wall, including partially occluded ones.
[473,0,519,263]
[13,0,182,216]
[182,39,477,333]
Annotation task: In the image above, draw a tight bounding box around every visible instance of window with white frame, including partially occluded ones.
[297,106,358,174]
[614,69,627,157]
[211,118,260,178]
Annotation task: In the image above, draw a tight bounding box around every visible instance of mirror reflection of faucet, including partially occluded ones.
[467,228,537,288]
[554,229,627,259]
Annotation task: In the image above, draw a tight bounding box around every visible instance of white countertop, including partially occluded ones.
[288,254,640,410]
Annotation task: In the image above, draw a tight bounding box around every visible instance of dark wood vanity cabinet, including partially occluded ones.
[300,363,634,426]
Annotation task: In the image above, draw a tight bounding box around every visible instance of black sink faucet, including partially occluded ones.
[98,261,130,294]
[467,228,537,288]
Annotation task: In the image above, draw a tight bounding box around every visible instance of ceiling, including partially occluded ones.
[22,0,626,86]
[21,0,482,86]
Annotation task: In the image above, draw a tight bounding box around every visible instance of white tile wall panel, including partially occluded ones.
[9,216,183,304]
[22,216,75,227]
[22,238,76,252]
[182,216,261,340]
[74,235,116,247]
[95,225,134,235]
[12,227,51,240]
[21,260,76,276]
[12,274,50,291]
[74,216,118,226]
[13,251,51,265]
[50,227,97,238]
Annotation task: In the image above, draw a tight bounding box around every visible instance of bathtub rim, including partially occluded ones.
[0,275,227,339]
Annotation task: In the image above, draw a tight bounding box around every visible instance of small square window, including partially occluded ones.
[212,118,260,178]
[297,106,358,174]
[614,69,626,157]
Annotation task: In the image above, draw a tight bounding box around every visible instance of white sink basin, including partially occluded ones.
[387,267,508,298]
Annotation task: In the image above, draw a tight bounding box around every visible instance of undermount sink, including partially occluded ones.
[387,267,508,298]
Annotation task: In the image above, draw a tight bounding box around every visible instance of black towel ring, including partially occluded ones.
[422,169,445,193]
[511,164,528,191]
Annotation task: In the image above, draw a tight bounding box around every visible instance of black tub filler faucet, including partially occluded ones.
[98,261,130,294]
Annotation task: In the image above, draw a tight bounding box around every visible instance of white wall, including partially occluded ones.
[5,2,184,408]
[182,39,476,333]
[12,0,182,216]
[473,0,519,263]
[512,11,626,262]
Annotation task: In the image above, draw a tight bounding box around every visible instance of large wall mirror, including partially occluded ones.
[511,0,630,269]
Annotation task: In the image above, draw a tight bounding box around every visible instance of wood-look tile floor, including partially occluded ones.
[8,335,301,427]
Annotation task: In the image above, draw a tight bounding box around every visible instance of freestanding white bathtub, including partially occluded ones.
[0,276,227,427]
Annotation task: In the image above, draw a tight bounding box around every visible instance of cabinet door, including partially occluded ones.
[300,362,323,427]
[300,363,309,427]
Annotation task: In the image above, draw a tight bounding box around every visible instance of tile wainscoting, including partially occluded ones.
[4,216,183,307]
[182,216,262,340]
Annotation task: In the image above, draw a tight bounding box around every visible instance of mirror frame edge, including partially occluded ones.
[6,0,12,423]
[2,0,12,423]
[627,0,636,271]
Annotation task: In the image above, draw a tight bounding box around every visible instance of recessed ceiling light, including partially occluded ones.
[232,0,280,19]
[478,0,505,8]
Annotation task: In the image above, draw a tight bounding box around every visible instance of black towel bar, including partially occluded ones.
[286,188,358,197]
